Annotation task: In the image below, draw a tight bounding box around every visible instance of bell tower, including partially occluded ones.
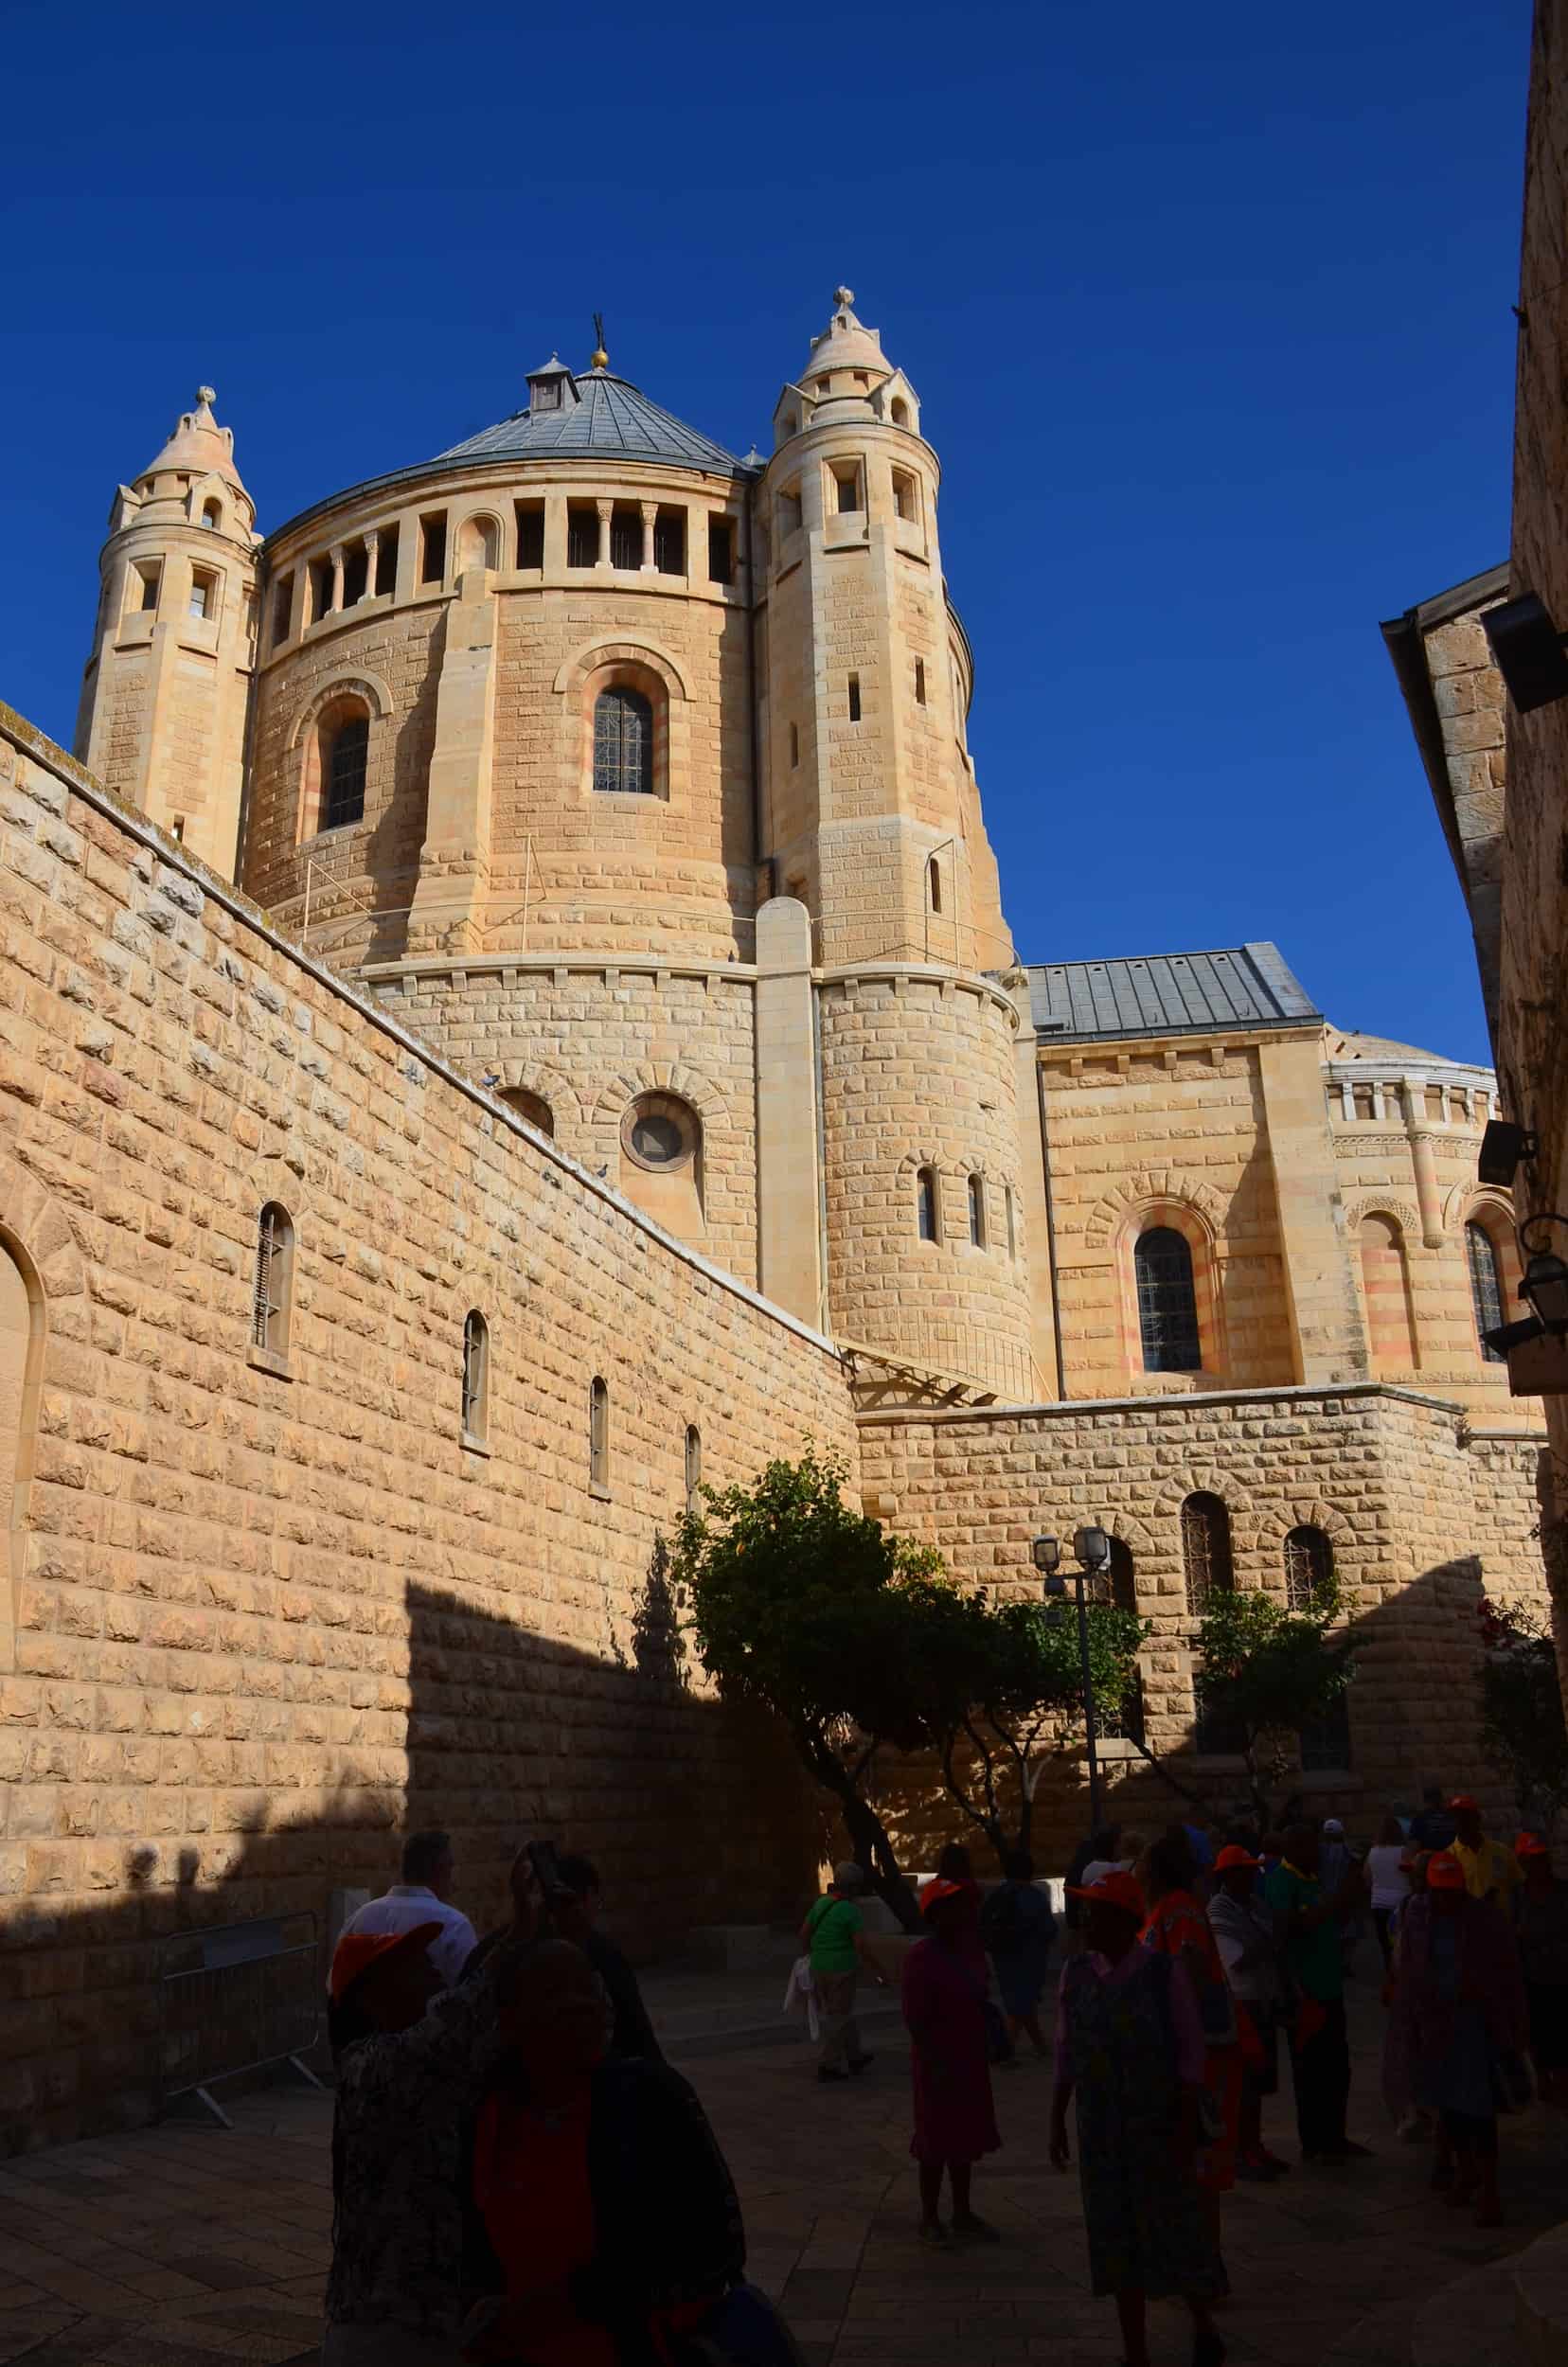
[751,294,1037,1399]
[75,388,258,879]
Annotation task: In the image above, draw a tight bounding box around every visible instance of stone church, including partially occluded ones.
[0,290,1548,2140]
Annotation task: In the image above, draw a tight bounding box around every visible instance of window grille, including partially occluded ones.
[968,1174,986,1248]
[917,1167,938,1242]
[252,1203,292,1357]
[1181,1492,1233,1613]
[1134,1225,1201,1372]
[653,510,685,574]
[1283,1523,1333,1611]
[1467,1220,1506,1361]
[461,1311,488,1440]
[685,1423,702,1511]
[610,510,643,570]
[567,508,599,568]
[325,714,368,829]
[593,688,653,795]
[590,1377,610,1489]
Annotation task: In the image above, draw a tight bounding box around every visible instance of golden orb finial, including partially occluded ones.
[589,310,609,370]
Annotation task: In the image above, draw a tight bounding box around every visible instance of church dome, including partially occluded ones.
[435,365,743,474]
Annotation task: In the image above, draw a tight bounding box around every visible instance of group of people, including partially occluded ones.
[793,1793,1568,2367]
[323,1831,763,2366]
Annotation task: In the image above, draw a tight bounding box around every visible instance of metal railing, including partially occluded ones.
[155,1912,325,2127]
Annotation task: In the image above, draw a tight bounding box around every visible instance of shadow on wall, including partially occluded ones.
[0,1543,820,2155]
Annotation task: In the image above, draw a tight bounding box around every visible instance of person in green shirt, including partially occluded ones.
[801,1862,883,2083]
[1262,1822,1368,2164]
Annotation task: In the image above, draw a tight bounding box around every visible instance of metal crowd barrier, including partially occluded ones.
[155,1911,326,2127]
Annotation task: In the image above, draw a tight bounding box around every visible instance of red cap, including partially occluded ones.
[1066,1869,1145,1919]
[1448,1795,1480,1814]
[330,1921,442,2002]
[918,1877,966,1915]
[1516,1831,1551,1860]
[1214,1844,1261,1873]
[1426,1852,1467,1892]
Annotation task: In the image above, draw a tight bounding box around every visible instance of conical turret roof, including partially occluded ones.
[140,387,248,494]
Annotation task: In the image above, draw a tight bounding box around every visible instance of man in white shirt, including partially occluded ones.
[341,1831,477,1991]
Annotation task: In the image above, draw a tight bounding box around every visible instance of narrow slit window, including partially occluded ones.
[917,1166,939,1243]
[374,525,399,595]
[590,1377,610,1492]
[271,572,294,644]
[915,658,927,705]
[927,858,941,913]
[847,673,861,723]
[188,567,217,621]
[892,468,918,521]
[1006,1184,1017,1259]
[461,1310,489,1443]
[514,502,544,569]
[419,512,447,584]
[708,516,735,585]
[968,1173,986,1248]
[251,1202,294,1361]
[789,721,800,769]
[685,1423,702,1512]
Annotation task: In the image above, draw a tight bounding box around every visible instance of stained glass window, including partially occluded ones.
[593,687,653,794]
[1467,1221,1506,1361]
[1134,1226,1201,1372]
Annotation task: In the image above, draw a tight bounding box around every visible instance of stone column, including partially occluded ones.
[328,543,345,614]
[362,529,380,600]
[754,896,825,1326]
[1256,1033,1368,1383]
[594,499,613,570]
[639,502,658,572]
[1402,1076,1447,1247]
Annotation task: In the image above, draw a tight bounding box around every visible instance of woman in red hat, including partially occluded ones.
[1139,1831,1243,2212]
[1514,1832,1568,2107]
[1050,1869,1226,2367]
[1391,1849,1528,2226]
[901,1877,1003,2246]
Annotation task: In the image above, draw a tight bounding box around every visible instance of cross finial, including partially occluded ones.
[590,311,609,368]
[833,285,854,310]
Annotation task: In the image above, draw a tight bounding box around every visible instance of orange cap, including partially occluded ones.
[1066,1869,1146,1919]
[918,1877,967,1915]
[1516,1831,1551,1859]
[1426,1852,1467,1892]
[1448,1794,1480,1814]
[1214,1844,1261,1873]
[330,1920,442,2002]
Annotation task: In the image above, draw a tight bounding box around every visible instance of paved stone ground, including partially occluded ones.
[1,1962,1566,2367]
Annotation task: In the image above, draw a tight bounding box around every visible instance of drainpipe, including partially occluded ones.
[1036,1057,1069,1399]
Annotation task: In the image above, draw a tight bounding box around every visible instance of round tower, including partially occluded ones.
[753,293,1038,1398]
[75,390,258,878]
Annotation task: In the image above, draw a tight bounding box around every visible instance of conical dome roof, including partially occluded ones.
[141,387,248,494]
[436,367,741,472]
[801,287,892,383]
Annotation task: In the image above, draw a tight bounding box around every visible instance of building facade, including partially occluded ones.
[0,287,1549,2142]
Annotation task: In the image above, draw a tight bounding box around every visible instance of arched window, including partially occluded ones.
[968,1173,987,1248]
[1181,1492,1233,1613]
[593,687,653,795]
[891,398,910,427]
[1134,1226,1201,1372]
[251,1203,294,1363]
[685,1423,702,1512]
[201,499,222,530]
[1283,1523,1333,1611]
[589,1377,610,1493]
[1359,1213,1417,1374]
[458,515,500,574]
[500,1087,554,1138]
[917,1166,939,1243]
[323,709,368,830]
[927,857,942,914]
[1109,1536,1137,1614]
[1467,1219,1506,1362]
[1099,1539,1145,1746]
[461,1310,489,1444]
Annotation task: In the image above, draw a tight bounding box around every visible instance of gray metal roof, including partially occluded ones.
[1025,942,1321,1043]
[435,369,742,473]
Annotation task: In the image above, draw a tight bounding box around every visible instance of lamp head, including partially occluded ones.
[1520,1218,1568,1335]
[1074,1524,1112,1575]
[1482,593,1568,714]
[1031,1534,1060,1576]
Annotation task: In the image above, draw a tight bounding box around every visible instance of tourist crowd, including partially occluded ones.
[319,1797,1568,2367]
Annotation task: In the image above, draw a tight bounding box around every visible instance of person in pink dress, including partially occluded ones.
[902,1877,1003,2247]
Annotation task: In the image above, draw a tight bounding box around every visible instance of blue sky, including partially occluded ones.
[2,0,1530,1063]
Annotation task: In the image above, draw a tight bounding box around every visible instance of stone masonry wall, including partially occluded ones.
[858,1385,1547,1869]
[0,704,855,2147]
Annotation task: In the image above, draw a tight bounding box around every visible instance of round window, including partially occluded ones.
[621,1094,699,1172]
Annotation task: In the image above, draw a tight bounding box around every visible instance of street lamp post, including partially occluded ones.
[1032,1525,1114,1832]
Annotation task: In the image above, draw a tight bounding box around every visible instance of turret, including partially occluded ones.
[75,389,258,879]
[750,292,1037,1399]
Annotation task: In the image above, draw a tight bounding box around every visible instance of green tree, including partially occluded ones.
[1477,1595,1568,1833]
[1135,1579,1357,1825]
[670,1446,945,1929]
